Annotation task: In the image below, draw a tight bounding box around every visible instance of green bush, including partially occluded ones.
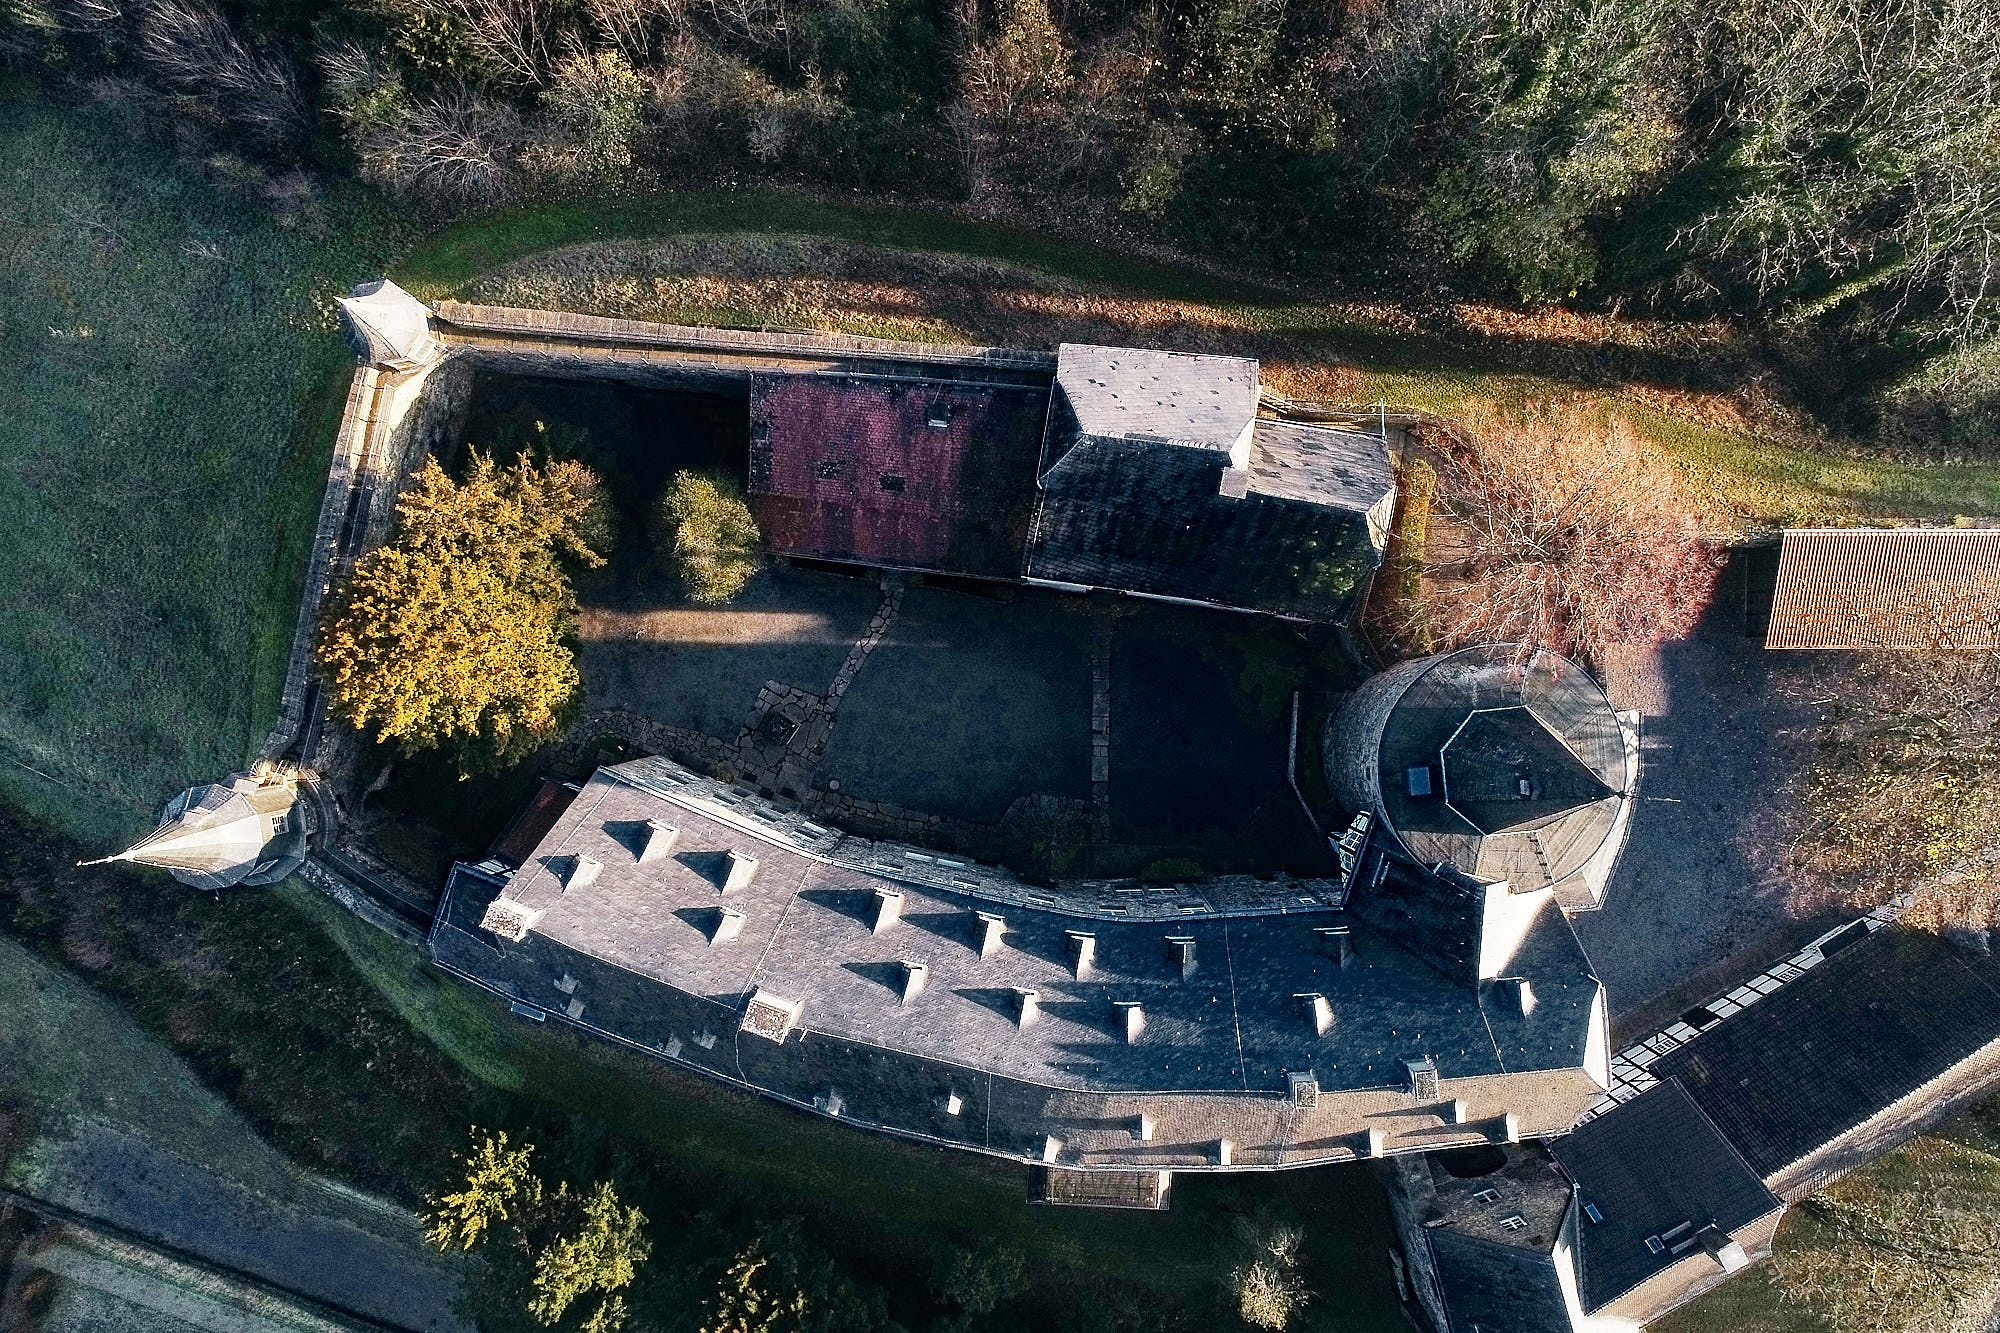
[656,469,765,605]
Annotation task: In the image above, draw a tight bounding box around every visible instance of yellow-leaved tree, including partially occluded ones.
[315,451,609,772]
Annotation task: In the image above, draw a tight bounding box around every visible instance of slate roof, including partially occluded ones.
[106,771,307,890]
[1374,647,1630,892]
[1766,528,2000,649]
[1039,344,1259,477]
[1551,1079,1781,1311]
[429,756,1608,1169]
[1244,419,1396,513]
[1427,1230,1575,1333]
[748,372,1046,579]
[1650,926,2000,1179]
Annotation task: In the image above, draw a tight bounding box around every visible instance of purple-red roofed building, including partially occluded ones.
[748,372,1047,580]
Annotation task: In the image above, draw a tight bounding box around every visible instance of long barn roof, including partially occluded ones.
[1766,528,2000,649]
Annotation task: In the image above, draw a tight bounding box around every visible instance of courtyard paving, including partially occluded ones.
[571,564,1336,875]
[1576,578,1843,1032]
[577,566,880,737]
[820,584,1094,824]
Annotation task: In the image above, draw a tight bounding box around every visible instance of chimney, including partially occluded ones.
[1115,1000,1145,1044]
[711,906,746,944]
[1013,987,1040,1027]
[1498,1112,1521,1144]
[1502,977,1537,1016]
[1297,991,1334,1035]
[1288,1071,1320,1108]
[1314,925,1354,967]
[1067,930,1097,978]
[564,855,601,891]
[872,888,904,934]
[1166,935,1197,979]
[939,1089,963,1116]
[1215,1140,1234,1167]
[638,820,678,863]
[1699,1226,1751,1274]
[817,1088,845,1118]
[1364,1127,1387,1158]
[1134,1113,1155,1142]
[901,959,928,1005]
[721,849,759,893]
[1404,1057,1440,1100]
[976,912,1006,957]
[1042,1135,1063,1163]
[1450,1099,1472,1125]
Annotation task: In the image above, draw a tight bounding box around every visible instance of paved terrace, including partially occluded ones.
[429,758,1607,1171]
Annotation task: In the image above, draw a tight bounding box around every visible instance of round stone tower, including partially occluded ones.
[1325,645,1631,897]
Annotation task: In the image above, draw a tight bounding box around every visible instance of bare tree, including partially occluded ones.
[1409,399,1721,662]
[353,86,523,207]
[377,0,560,84]
[135,0,305,145]
[1774,580,2000,933]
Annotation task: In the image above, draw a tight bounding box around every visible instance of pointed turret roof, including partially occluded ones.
[91,770,308,890]
[337,279,440,369]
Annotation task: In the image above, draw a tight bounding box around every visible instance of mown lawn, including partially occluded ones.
[0,79,402,846]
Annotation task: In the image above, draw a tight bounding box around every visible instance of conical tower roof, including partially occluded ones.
[90,770,308,890]
[338,278,440,369]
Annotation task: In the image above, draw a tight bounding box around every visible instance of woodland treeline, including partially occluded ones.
[6,0,1998,402]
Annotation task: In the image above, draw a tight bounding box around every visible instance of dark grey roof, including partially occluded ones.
[1650,926,2000,1180]
[429,757,1608,1169]
[1244,419,1395,512]
[1376,647,1629,891]
[1551,1079,1780,1311]
[1427,1230,1575,1333]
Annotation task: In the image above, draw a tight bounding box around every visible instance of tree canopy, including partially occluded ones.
[656,469,764,605]
[1407,400,1720,663]
[314,451,609,772]
[426,1129,651,1333]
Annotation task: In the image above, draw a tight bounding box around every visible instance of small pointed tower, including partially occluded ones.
[336,279,440,370]
[86,763,310,890]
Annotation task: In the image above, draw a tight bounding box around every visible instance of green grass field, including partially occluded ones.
[0,81,400,846]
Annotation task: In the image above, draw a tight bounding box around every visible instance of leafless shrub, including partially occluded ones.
[377,0,559,84]
[581,0,686,59]
[1231,1221,1311,1330]
[353,85,522,208]
[1409,399,1721,663]
[135,0,305,145]
[1772,582,2000,935]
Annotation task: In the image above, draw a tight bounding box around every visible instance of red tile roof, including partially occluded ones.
[1766,528,2000,649]
[748,374,1046,580]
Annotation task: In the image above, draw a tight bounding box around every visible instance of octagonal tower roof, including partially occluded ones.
[1373,646,1629,892]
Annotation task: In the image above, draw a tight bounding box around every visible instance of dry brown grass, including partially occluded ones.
[450,232,2000,529]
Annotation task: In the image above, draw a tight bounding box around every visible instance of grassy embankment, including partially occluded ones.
[0,81,404,846]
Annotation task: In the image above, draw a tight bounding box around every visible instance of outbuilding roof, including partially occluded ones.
[1551,1079,1781,1311]
[1766,528,2000,649]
